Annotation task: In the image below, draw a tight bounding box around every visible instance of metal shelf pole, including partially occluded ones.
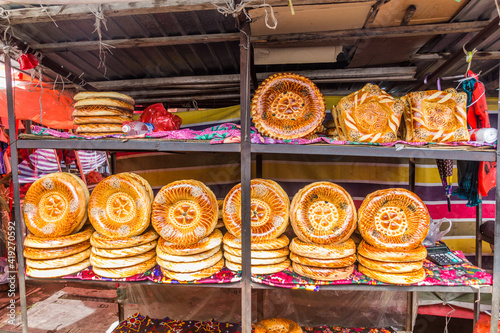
[5,52,28,333]
[240,20,252,333]
[474,197,483,327]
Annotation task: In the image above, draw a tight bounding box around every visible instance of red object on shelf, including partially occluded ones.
[418,304,474,320]
[17,54,39,70]
[139,103,182,132]
[474,314,500,333]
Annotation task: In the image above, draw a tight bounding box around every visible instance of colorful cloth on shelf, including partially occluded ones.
[60,266,152,282]
[149,266,241,284]
[303,326,396,333]
[30,124,496,148]
[251,251,492,291]
[112,313,241,333]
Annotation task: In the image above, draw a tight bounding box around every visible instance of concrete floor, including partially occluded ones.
[0,281,119,333]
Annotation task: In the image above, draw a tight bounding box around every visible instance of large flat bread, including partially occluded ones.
[90,249,156,268]
[26,259,90,278]
[74,98,134,111]
[223,252,288,265]
[157,249,223,273]
[290,252,356,268]
[26,249,91,269]
[160,258,224,281]
[255,319,303,333]
[289,237,356,259]
[93,256,157,278]
[90,229,159,249]
[157,246,220,263]
[24,225,93,249]
[223,232,289,250]
[157,229,222,256]
[225,259,291,275]
[292,262,354,281]
[76,124,124,133]
[223,244,289,259]
[74,91,135,105]
[73,116,131,125]
[358,264,426,285]
[72,106,133,117]
[91,240,157,258]
[357,240,427,262]
[24,241,90,260]
[357,255,423,273]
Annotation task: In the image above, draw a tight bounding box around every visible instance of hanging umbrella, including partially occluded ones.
[436,159,454,212]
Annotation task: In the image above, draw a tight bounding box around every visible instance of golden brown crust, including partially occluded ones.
[74,91,135,105]
[160,257,224,281]
[24,225,93,249]
[289,237,356,259]
[255,318,303,333]
[225,259,291,275]
[335,83,405,143]
[88,174,151,238]
[73,116,132,125]
[223,244,289,259]
[251,73,326,140]
[292,262,354,281]
[357,255,423,273]
[357,240,427,262]
[26,259,91,278]
[291,182,356,245]
[74,98,134,111]
[76,124,124,133]
[358,264,426,285]
[26,248,91,269]
[290,253,356,268]
[72,106,133,117]
[121,173,154,203]
[90,229,159,249]
[23,172,88,238]
[402,89,469,142]
[152,180,218,245]
[91,240,157,258]
[223,179,289,242]
[223,251,288,265]
[93,256,157,278]
[358,188,430,250]
[223,233,289,250]
[157,249,223,273]
[24,241,91,260]
[90,249,156,268]
[157,246,220,262]
[157,229,222,256]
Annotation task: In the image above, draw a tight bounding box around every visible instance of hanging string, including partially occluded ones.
[212,0,278,29]
[52,74,64,98]
[39,5,59,28]
[443,304,455,333]
[88,4,114,77]
[463,44,477,74]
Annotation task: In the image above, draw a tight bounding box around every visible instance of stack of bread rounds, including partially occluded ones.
[72,91,134,137]
[223,179,291,274]
[357,188,430,285]
[88,172,157,278]
[289,182,357,281]
[255,318,303,333]
[23,172,93,278]
[152,180,223,281]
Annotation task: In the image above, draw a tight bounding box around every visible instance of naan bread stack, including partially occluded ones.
[255,318,303,333]
[251,73,326,140]
[72,91,134,137]
[401,88,469,142]
[223,179,291,275]
[88,172,157,278]
[357,188,430,284]
[23,172,92,277]
[334,84,405,143]
[289,182,357,281]
[152,180,223,281]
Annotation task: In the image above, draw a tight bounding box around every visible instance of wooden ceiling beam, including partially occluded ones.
[412,51,500,61]
[252,21,490,45]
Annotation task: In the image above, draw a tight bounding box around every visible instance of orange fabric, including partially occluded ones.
[0,79,75,130]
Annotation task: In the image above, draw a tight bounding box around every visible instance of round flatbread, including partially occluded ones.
[223,179,289,242]
[120,173,154,203]
[24,225,93,249]
[90,229,158,249]
[88,174,151,238]
[225,259,291,275]
[290,253,356,268]
[26,248,91,269]
[357,255,423,273]
[24,241,90,260]
[160,257,224,281]
[26,259,91,278]
[223,244,289,259]
[90,249,156,268]
[91,240,157,258]
[289,237,355,259]
[223,251,288,265]
[157,249,223,273]
[251,72,326,140]
[93,256,157,278]
[71,106,133,117]
[74,98,134,111]
[157,246,220,263]
[292,262,354,281]
[223,233,289,250]
[358,264,426,285]
[23,172,88,238]
[152,180,218,245]
[76,124,124,133]
[255,318,303,333]
[358,188,430,250]
[74,91,135,105]
[291,182,356,245]
[73,116,132,125]
[357,240,427,262]
[157,229,222,256]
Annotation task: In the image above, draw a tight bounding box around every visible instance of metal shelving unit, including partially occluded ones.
[3,3,499,333]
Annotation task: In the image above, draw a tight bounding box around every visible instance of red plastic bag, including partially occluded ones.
[139,103,182,132]
[17,54,39,70]
[474,314,500,333]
